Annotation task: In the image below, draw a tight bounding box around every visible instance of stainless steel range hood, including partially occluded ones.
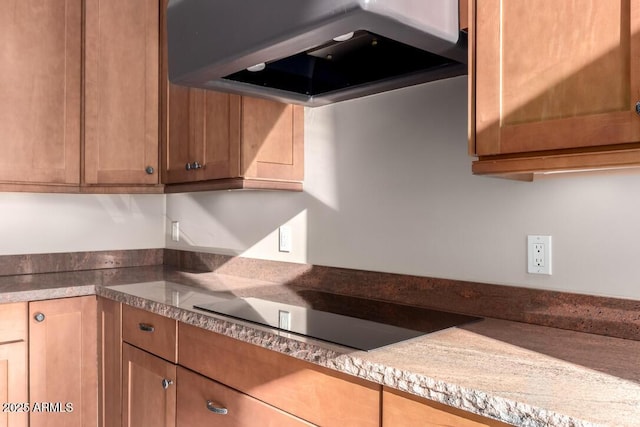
[167,0,467,107]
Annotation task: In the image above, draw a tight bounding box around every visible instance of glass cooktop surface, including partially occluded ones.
[194,291,479,351]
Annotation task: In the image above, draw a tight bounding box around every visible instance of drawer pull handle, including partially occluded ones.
[138,323,155,332]
[161,379,173,390]
[34,312,45,322]
[206,400,228,415]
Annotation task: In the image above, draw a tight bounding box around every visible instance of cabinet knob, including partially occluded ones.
[34,312,45,322]
[206,400,228,415]
[145,166,155,174]
[161,379,173,390]
[185,161,203,171]
[636,101,640,116]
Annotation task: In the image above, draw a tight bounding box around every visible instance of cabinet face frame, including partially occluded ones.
[98,298,122,427]
[472,0,640,157]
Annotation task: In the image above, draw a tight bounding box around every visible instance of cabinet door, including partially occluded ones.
[98,298,122,427]
[84,0,159,185]
[0,0,81,186]
[0,302,27,427]
[474,0,640,156]
[122,344,176,427]
[165,86,240,183]
[241,97,304,181]
[176,367,313,427]
[29,296,98,427]
[0,342,27,427]
[383,388,511,427]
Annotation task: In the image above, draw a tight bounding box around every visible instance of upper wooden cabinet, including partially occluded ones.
[470,0,640,179]
[0,0,162,193]
[0,0,81,188]
[163,85,304,192]
[84,0,160,188]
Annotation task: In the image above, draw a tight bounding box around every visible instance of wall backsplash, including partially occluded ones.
[166,76,640,300]
[0,193,165,255]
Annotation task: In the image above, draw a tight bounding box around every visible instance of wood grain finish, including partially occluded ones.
[473,144,640,178]
[84,0,159,185]
[241,97,304,181]
[164,91,303,190]
[122,343,176,427]
[0,342,28,427]
[176,366,314,427]
[29,296,97,427]
[0,0,81,185]
[165,87,240,183]
[473,0,640,156]
[98,298,122,427]
[0,302,27,343]
[0,303,27,427]
[178,323,380,427]
[383,387,511,427]
[459,0,469,31]
[122,304,177,363]
[163,177,303,193]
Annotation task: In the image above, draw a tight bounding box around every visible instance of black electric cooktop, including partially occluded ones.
[194,291,480,351]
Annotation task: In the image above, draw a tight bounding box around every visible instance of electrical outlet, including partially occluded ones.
[279,226,292,253]
[527,235,552,275]
[171,221,180,242]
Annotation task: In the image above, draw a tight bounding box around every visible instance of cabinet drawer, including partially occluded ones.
[383,387,511,427]
[177,366,313,427]
[122,305,177,362]
[0,302,27,343]
[179,323,380,427]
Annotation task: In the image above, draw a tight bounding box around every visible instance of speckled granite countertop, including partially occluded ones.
[2,266,639,426]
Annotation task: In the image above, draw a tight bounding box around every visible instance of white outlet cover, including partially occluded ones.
[279,226,292,253]
[527,235,552,275]
[171,221,180,242]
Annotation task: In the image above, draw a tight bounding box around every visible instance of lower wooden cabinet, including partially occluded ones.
[382,387,511,427]
[122,343,176,427]
[29,296,98,427]
[176,366,313,427]
[0,302,28,427]
[105,304,514,427]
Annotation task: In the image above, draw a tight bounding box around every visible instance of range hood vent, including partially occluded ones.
[167,0,467,107]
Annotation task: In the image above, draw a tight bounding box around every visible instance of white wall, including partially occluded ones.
[0,193,165,255]
[166,76,640,300]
